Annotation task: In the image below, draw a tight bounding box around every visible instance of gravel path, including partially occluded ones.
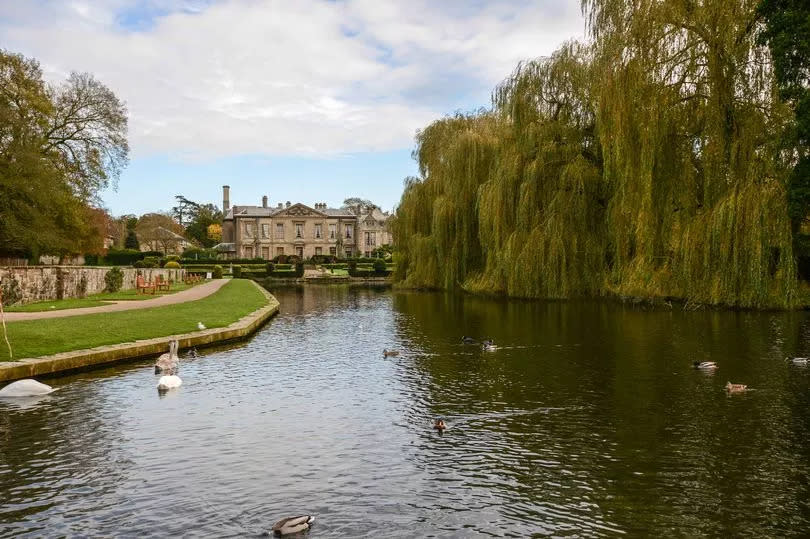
[2,279,230,322]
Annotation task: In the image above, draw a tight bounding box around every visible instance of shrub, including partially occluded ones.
[275,254,289,264]
[104,266,124,292]
[105,248,144,266]
[133,260,146,268]
[142,256,159,268]
[295,262,304,277]
[232,265,243,278]
[182,248,217,260]
[212,265,223,279]
[373,259,387,274]
[266,262,275,273]
[84,254,100,266]
[164,261,181,269]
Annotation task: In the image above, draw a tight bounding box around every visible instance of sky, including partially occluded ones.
[0,0,585,215]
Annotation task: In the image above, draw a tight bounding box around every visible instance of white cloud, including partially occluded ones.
[0,0,585,159]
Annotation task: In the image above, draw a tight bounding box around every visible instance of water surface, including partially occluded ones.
[2,285,810,537]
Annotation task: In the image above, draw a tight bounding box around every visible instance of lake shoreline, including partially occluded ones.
[0,281,279,383]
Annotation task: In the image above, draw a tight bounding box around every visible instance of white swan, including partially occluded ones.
[157,374,182,391]
[271,515,315,536]
[154,340,179,375]
[790,357,809,366]
[0,379,57,397]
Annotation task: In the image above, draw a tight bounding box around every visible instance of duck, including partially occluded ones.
[790,357,809,366]
[481,339,498,352]
[154,340,179,375]
[725,381,747,394]
[271,515,315,536]
[0,379,57,397]
[157,373,182,391]
[383,349,400,357]
[693,361,718,370]
[461,336,478,344]
[197,322,207,330]
[434,418,447,431]
[187,347,198,359]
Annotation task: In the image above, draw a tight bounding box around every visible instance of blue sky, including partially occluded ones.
[1,0,585,215]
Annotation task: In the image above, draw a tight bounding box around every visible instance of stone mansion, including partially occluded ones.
[218,186,392,259]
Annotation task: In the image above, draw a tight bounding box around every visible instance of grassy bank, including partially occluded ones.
[0,279,268,360]
[6,282,198,312]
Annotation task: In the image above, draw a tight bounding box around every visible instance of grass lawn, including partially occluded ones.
[329,269,349,276]
[6,282,198,312]
[0,280,269,360]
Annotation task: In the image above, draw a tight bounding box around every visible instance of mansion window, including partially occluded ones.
[329,247,337,256]
[345,247,353,257]
[365,232,376,246]
[244,222,254,238]
[315,223,322,239]
[345,224,353,239]
[276,247,284,256]
[276,223,284,239]
[262,246,270,259]
[296,246,304,258]
[329,224,336,239]
[315,247,322,256]
[295,223,304,238]
[244,246,254,258]
[262,224,270,238]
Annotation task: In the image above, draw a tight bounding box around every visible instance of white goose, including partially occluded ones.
[0,379,57,397]
[154,340,179,375]
[271,515,315,536]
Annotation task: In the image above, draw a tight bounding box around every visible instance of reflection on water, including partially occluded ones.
[2,285,810,536]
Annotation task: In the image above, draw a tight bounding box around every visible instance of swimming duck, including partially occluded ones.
[434,419,447,431]
[725,381,747,394]
[187,347,198,359]
[154,340,179,375]
[461,336,478,344]
[481,340,498,352]
[0,379,57,397]
[383,349,400,357]
[157,373,182,391]
[790,357,809,366]
[693,361,718,370]
[271,515,315,536]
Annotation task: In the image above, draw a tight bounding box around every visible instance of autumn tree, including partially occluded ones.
[0,49,128,258]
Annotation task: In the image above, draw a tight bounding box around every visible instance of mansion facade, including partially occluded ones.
[218,186,392,260]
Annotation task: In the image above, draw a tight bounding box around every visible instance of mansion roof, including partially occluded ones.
[224,202,385,221]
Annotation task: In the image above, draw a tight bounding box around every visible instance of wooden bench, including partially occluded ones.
[136,275,157,295]
[156,275,171,292]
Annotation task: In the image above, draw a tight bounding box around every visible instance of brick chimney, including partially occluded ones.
[223,185,230,212]
[262,195,268,208]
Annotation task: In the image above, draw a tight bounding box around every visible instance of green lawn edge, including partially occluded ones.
[0,279,268,360]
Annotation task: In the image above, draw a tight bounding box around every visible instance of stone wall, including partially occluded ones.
[0,266,186,306]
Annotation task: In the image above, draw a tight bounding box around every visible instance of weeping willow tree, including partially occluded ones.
[394,0,800,308]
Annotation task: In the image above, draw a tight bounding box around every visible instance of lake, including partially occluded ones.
[2,285,810,537]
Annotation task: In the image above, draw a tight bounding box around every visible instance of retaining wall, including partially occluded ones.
[0,266,186,305]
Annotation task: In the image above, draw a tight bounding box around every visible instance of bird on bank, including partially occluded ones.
[725,382,747,394]
[271,515,315,536]
[693,361,718,370]
[0,379,57,397]
[383,349,400,357]
[197,322,207,330]
[482,340,498,352]
[154,340,179,375]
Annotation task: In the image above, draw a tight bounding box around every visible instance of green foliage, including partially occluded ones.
[124,230,139,250]
[142,256,159,268]
[394,2,802,308]
[373,259,387,274]
[133,260,145,268]
[164,261,181,269]
[105,248,143,266]
[232,265,243,278]
[104,266,124,292]
[212,265,223,279]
